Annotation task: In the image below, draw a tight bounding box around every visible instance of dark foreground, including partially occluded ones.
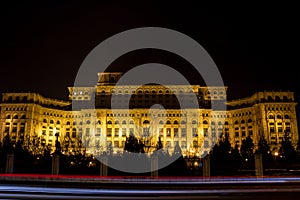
[1,174,300,199]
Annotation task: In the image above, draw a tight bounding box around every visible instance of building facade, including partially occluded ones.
[0,72,298,158]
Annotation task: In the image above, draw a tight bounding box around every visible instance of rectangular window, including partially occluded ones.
[203,128,208,137]
[212,131,216,138]
[181,141,187,148]
[107,128,112,137]
[193,140,198,147]
[174,128,178,137]
[181,128,186,138]
[270,127,275,133]
[143,128,150,137]
[248,130,253,136]
[159,128,163,137]
[166,141,171,148]
[192,128,198,137]
[122,128,126,137]
[86,128,90,136]
[242,131,246,137]
[20,127,25,133]
[5,127,9,133]
[115,128,119,137]
[218,128,223,133]
[235,132,239,137]
[129,128,134,136]
[204,140,209,148]
[278,127,283,133]
[114,141,119,148]
[166,128,171,137]
[121,141,125,148]
[72,130,77,138]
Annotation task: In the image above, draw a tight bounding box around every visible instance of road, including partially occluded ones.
[1,175,300,199]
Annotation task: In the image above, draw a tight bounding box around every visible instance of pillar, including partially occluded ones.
[151,155,158,177]
[203,155,210,177]
[100,156,108,176]
[6,153,14,174]
[255,153,263,177]
[52,154,60,175]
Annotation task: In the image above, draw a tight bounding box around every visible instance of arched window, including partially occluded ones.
[50,120,54,124]
[97,120,101,125]
[122,120,126,125]
[248,119,252,123]
[43,118,47,123]
[218,121,222,125]
[21,115,26,119]
[268,115,274,119]
[174,120,179,124]
[267,96,273,101]
[115,120,119,124]
[129,120,134,124]
[192,120,197,124]
[284,114,290,119]
[224,121,229,125]
[166,120,171,124]
[107,120,112,124]
[143,120,150,124]
[73,121,77,125]
[211,121,215,125]
[234,120,239,124]
[56,120,60,124]
[13,115,18,119]
[277,114,282,119]
[203,120,208,124]
[241,120,245,124]
[159,120,164,124]
[6,115,11,119]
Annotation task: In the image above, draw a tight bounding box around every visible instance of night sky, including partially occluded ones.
[0,2,299,105]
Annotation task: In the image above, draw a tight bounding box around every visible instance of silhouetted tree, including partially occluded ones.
[280,132,297,164]
[13,140,34,173]
[124,135,145,153]
[240,136,254,161]
[210,133,236,175]
[257,135,273,163]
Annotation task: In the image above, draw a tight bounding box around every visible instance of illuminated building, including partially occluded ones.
[0,72,298,157]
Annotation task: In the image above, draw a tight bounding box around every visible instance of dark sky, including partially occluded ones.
[0,1,299,104]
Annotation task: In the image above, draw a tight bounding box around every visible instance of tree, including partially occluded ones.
[257,135,273,163]
[2,134,13,153]
[210,133,237,175]
[240,136,254,162]
[160,143,188,176]
[280,132,297,164]
[124,135,145,153]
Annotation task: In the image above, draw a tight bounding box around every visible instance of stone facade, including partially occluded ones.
[0,72,298,157]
